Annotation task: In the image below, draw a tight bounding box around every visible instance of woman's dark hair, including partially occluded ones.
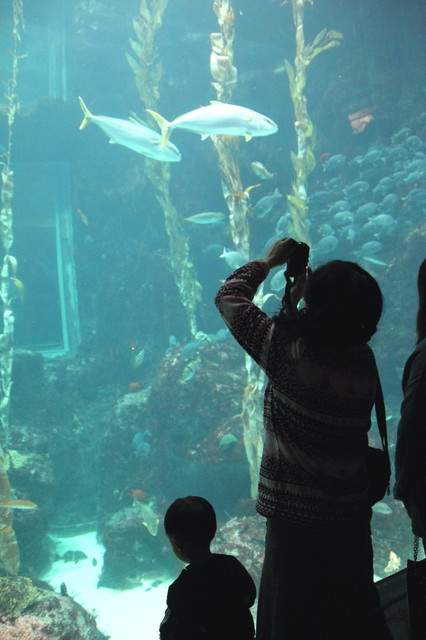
[417,258,426,343]
[278,260,383,348]
[164,496,217,544]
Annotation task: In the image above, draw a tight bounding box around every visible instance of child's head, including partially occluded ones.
[164,496,217,562]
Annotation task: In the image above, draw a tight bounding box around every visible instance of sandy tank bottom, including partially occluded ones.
[42,532,170,640]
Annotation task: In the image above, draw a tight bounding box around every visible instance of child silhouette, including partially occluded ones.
[160,496,256,640]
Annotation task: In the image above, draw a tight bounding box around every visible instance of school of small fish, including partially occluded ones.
[306,124,426,268]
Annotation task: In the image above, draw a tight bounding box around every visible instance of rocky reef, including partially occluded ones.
[0,576,108,640]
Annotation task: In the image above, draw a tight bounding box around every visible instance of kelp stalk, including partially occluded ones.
[210,0,263,499]
[0,0,25,575]
[284,0,342,243]
[127,0,202,337]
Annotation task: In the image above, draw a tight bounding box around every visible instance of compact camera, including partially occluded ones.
[286,242,310,278]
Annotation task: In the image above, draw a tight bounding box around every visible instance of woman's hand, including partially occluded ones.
[263,237,297,268]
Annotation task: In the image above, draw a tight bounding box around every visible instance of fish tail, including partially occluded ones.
[78,96,92,130]
[146,109,171,147]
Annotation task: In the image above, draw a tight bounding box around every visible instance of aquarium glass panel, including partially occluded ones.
[0,0,425,637]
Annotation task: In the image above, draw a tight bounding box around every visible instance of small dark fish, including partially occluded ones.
[359,241,383,256]
[251,161,275,180]
[404,135,423,152]
[355,202,378,222]
[325,176,345,191]
[202,243,223,258]
[275,213,291,234]
[391,128,411,144]
[360,164,384,182]
[62,550,88,564]
[341,224,360,244]
[252,188,282,218]
[309,190,333,207]
[318,223,334,236]
[346,181,369,199]
[386,147,408,166]
[181,340,202,358]
[407,159,426,172]
[379,193,398,212]
[220,248,246,270]
[405,188,426,206]
[361,149,383,167]
[372,177,394,196]
[323,154,346,172]
[328,200,350,215]
[391,171,408,188]
[270,268,286,292]
[333,210,353,226]
[314,235,338,255]
[366,213,396,229]
[60,582,68,596]
[404,171,423,186]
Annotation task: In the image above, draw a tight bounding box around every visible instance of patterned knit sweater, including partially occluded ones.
[215,260,376,531]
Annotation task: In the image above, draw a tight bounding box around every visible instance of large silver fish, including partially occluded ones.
[147,101,278,146]
[78,97,181,162]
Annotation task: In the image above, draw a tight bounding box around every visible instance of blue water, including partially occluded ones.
[1,0,425,624]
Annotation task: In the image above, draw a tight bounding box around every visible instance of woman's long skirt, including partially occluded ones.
[256,518,393,640]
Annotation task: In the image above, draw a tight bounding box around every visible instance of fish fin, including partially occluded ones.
[78,96,92,130]
[146,109,171,147]
[200,134,210,141]
[129,112,147,126]
[245,134,253,142]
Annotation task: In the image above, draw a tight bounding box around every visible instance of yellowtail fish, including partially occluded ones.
[184,212,226,225]
[0,499,37,509]
[78,97,181,162]
[251,161,275,180]
[147,101,278,146]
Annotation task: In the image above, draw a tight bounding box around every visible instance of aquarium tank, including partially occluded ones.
[0,0,425,637]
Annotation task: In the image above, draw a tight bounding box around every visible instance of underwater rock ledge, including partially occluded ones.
[0,576,108,640]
